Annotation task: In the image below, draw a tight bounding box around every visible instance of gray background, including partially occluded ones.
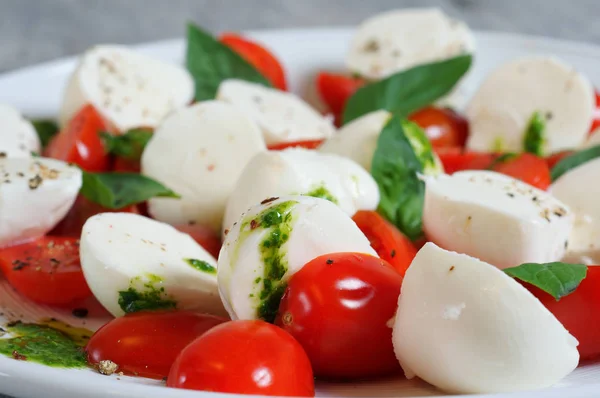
[1,0,600,73]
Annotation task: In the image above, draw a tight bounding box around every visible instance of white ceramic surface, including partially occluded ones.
[0,28,600,398]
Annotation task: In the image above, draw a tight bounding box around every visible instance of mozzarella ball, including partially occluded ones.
[0,104,40,158]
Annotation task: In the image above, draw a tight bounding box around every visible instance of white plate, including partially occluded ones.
[0,28,599,398]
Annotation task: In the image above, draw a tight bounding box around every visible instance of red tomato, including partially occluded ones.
[51,195,139,238]
[267,139,324,151]
[352,210,417,277]
[492,153,551,190]
[168,320,314,396]
[275,253,402,379]
[112,157,140,173]
[590,90,600,134]
[0,237,91,305]
[546,150,574,169]
[173,224,222,259]
[409,106,469,148]
[435,147,494,175]
[87,311,226,379]
[526,266,600,361]
[316,72,365,124]
[45,105,110,172]
[220,33,287,90]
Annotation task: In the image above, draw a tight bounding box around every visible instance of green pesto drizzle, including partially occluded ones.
[185,258,217,274]
[0,321,87,368]
[118,273,177,313]
[304,185,338,204]
[241,200,297,322]
[523,111,546,156]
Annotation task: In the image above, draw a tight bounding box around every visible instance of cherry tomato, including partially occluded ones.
[409,106,469,148]
[0,237,91,305]
[87,311,226,379]
[525,266,600,361]
[492,153,551,190]
[168,320,314,396]
[352,210,417,277]
[267,139,324,151]
[546,150,574,169]
[112,156,140,173]
[173,224,222,259]
[220,33,287,90]
[50,195,139,238]
[590,90,600,134]
[45,105,110,172]
[275,252,402,379]
[316,72,365,125]
[435,147,494,175]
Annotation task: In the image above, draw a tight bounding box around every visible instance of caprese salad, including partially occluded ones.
[1,7,600,397]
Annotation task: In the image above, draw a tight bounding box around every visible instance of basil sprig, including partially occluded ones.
[81,172,179,209]
[523,111,546,156]
[551,144,600,182]
[100,129,153,161]
[505,262,587,300]
[186,23,271,101]
[343,54,472,125]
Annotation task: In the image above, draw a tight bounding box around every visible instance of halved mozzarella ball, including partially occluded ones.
[319,111,443,174]
[141,101,266,233]
[346,8,474,80]
[466,56,595,155]
[216,79,335,145]
[222,148,379,234]
[80,212,225,317]
[393,243,579,394]
[60,45,194,131]
[218,196,376,321]
[550,158,600,257]
[0,104,40,157]
[422,170,573,269]
[0,157,81,248]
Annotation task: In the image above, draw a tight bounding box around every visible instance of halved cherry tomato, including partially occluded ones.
[409,106,469,148]
[112,157,140,173]
[168,320,314,396]
[220,33,287,90]
[590,90,600,134]
[546,150,574,170]
[0,237,91,305]
[87,311,226,379]
[45,105,110,172]
[276,252,402,379]
[435,147,494,175]
[352,210,417,277]
[492,153,551,190]
[525,266,600,361]
[267,139,324,151]
[316,72,365,125]
[173,224,222,259]
[50,195,139,238]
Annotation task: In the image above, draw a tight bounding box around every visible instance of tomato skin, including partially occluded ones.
[275,252,402,380]
[316,72,365,123]
[546,150,574,169]
[45,105,110,172]
[168,320,314,396]
[409,106,469,148]
[525,266,600,361]
[435,148,494,175]
[112,157,140,173]
[352,210,417,277]
[492,153,551,190]
[173,224,222,259]
[267,139,324,151]
[220,33,287,90]
[0,237,91,305]
[590,90,600,134]
[87,311,226,379]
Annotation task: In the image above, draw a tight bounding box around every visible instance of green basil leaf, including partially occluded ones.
[31,119,59,148]
[504,262,587,300]
[100,129,153,161]
[371,115,425,241]
[81,172,180,209]
[186,23,271,101]
[342,54,472,125]
[551,144,600,182]
[523,111,546,156]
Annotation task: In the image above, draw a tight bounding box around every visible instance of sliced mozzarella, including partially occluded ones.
[393,243,579,394]
[319,110,443,173]
[216,79,335,145]
[60,45,194,131]
[0,104,40,158]
[550,158,600,257]
[0,157,81,248]
[422,170,573,269]
[222,148,379,234]
[346,8,474,80]
[466,56,595,155]
[141,101,266,233]
[80,212,225,317]
[218,196,377,320]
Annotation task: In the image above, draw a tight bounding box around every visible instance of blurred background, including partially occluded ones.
[0,0,599,72]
